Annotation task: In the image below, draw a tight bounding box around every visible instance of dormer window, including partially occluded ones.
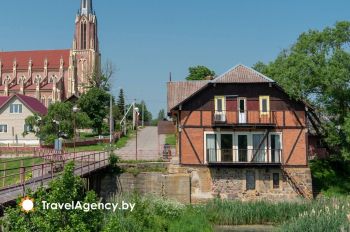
[10,104,22,114]
[214,96,226,122]
[259,96,270,116]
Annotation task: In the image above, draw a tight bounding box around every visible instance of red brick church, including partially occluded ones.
[0,0,100,107]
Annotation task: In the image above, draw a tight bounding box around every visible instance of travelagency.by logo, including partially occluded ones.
[20,196,35,213]
[19,197,135,213]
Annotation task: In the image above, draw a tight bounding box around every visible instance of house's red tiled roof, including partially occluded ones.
[167,81,209,112]
[0,49,70,70]
[213,64,275,83]
[17,94,47,115]
[0,97,8,107]
[0,94,47,115]
[167,64,276,112]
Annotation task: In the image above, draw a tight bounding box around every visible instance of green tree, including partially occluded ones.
[24,102,91,145]
[186,65,215,81]
[4,162,103,232]
[79,87,110,135]
[117,88,125,118]
[253,21,350,158]
[158,109,166,121]
[135,101,153,124]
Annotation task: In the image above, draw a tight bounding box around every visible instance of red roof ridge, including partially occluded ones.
[0,49,70,53]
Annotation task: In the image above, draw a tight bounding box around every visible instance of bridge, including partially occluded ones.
[0,150,110,205]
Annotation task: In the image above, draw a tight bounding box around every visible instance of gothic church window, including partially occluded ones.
[81,21,87,50]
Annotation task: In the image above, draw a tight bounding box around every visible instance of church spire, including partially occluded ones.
[80,0,93,16]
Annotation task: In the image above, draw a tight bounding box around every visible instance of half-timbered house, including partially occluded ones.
[167,64,313,201]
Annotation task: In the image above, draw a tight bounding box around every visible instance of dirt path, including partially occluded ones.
[116,127,165,161]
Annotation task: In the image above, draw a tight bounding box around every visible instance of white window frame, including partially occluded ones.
[269,132,283,163]
[234,132,252,162]
[0,124,8,133]
[204,131,276,163]
[259,96,270,116]
[10,104,23,114]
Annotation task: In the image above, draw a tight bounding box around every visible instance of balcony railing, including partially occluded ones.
[206,149,282,164]
[213,110,277,125]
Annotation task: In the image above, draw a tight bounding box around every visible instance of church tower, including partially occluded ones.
[69,0,100,96]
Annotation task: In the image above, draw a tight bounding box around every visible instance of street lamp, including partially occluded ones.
[72,105,79,155]
[134,107,139,160]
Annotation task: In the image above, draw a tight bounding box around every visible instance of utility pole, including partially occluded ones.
[109,95,113,146]
[123,102,127,135]
[132,99,136,130]
[134,107,139,161]
[142,102,144,127]
[136,112,138,161]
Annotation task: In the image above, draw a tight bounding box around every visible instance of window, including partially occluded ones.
[214,96,226,122]
[273,173,280,189]
[10,104,22,114]
[259,96,270,116]
[252,134,266,162]
[246,170,256,190]
[81,22,87,49]
[48,98,53,106]
[270,134,282,163]
[24,124,32,133]
[0,125,7,133]
[206,134,217,162]
[41,97,46,106]
[215,96,225,112]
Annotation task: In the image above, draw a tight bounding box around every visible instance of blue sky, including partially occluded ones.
[1,0,350,116]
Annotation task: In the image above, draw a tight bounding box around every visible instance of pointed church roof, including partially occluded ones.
[212,64,275,83]
[80,0,93,16]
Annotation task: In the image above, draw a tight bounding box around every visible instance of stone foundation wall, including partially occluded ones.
[90,164,313,204]
[89,171,191,203]
[169,164,313,202]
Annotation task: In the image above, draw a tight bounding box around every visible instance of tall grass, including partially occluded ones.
[205,200,309,225]
[102,194,350,232]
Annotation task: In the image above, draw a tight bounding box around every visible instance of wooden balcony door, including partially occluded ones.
[238,98,247,124]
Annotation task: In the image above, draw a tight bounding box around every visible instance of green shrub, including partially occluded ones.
[3,162,103,232]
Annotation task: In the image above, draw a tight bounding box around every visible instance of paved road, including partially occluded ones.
[116,127,165,161]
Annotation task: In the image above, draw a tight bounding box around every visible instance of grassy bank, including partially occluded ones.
[0,158,43,186]
[65,130,135,153]
[103,195,350,232]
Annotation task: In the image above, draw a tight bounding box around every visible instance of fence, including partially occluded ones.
[0,151,109,199]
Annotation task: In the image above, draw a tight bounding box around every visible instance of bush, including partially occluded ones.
[2,162,103,232]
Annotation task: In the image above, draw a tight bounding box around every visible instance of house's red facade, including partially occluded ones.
[168,64,314,200]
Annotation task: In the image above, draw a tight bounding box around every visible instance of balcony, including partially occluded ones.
[206,149,282,166]
[213,110,277,127]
